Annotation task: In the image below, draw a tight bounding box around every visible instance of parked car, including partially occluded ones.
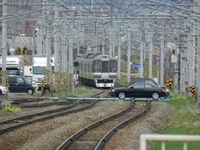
[128,77,159,86]
[0,85,9,95]
[24,75,37,88]
[110,82,169,100]
[8,75,35,95]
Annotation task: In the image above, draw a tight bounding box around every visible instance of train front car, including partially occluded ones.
[93,54,117,88]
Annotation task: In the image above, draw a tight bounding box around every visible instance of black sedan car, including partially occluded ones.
[110,82,169,100]
[8,75,35,95]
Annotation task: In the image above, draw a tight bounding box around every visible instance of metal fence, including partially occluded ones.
[140,134,200,150]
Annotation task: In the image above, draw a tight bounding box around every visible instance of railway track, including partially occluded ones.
[56,100,151,150]
[0,90,107,136]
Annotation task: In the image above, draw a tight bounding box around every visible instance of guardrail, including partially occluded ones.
[140,134,200,150]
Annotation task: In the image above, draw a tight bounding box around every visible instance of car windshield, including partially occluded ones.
[25,76,32,83]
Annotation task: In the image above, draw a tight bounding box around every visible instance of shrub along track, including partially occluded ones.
[56,100,151,150]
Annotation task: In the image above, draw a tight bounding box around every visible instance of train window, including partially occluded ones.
[109,60,117,72]
[102,61,108,73]
[93,60,101,72]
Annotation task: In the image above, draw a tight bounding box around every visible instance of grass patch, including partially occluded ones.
[153,93,200,150]
[2,105,21,113]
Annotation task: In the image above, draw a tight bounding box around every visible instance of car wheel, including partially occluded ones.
[118,92,126,99]
[0,90,2,95]
[152,92,159,100]
[27,89,34,95]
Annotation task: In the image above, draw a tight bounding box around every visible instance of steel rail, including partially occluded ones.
[0,100,98,136]
[17,100,75,108]
[7,97,48,104]
[94,100,151,150]
[55,100,135,150]
[0,90,106,135]
[0,101,79,125]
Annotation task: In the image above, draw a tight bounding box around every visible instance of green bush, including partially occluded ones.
[2,105,21,113]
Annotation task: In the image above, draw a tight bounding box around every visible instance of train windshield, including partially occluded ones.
[102,61,109,73]
[109,60,117,72]
[93,60,101,72]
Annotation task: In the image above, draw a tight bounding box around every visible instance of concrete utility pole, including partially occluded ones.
[46,25,51,85]
[148,34,153,79]
[1,0,7,87]
[61,22,67,73]
[117,34,121,79]
[109,29,112,57]
[127,31,131,83]
[139,43,144,78]
[45,0,53,86]
[160,22,165,87]
[54,1,59,89]
[195,0,200,106]
[140,30,145,78]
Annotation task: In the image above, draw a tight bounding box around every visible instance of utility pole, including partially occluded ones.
[160,21,165,87]
[1,0,7,87]
[109,29,112,57]
[127,31,131,83]
[148,34,153,79]
[139,43,144,78]
[117,33,121,79]
[69,24,75,95]
[140,30,145,78]
[196,0,200,106]
[54,1,59,90]
[46,0,52,86]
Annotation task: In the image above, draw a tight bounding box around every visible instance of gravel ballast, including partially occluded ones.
[0,92,178,150]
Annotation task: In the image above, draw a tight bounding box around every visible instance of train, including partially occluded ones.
[75,53,118,88]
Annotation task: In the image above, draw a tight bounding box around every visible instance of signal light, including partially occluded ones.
[73,61,79,67]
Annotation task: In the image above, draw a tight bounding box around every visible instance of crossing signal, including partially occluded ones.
[17,48,23,55]
[166,78,173,89]
[189,86,196,97]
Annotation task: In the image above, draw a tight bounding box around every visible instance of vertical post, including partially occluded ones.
[140,29,145,78]
[46,25,51,85]
[117,34,121,79]
[32,27,35,57]
[109,29,112,57]
[127,31,131,83]
[1,0,7,87]
[102,36,105,54]
[69,25,74,95]
[160,22,165,86]
[196,8,200,105]
[149,34,153,78]
[157,61,160,84]
[54,1,59,90]
[139,43,144,78]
